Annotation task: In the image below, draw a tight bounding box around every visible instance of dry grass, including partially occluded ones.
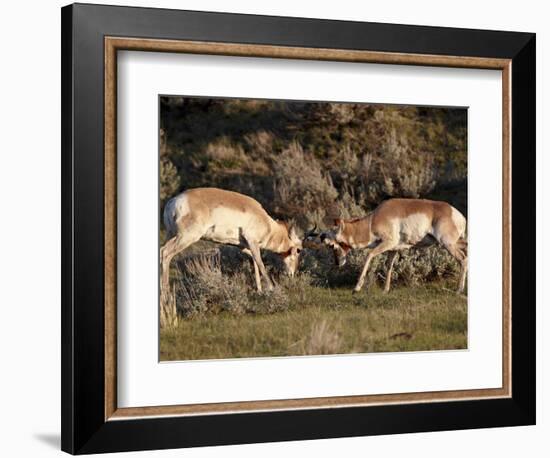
[303,320,342,355]
[159,240,467,360]
[160,280,467,361]
[159,286,179,329]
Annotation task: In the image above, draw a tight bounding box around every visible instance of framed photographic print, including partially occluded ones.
[61,3,536,454]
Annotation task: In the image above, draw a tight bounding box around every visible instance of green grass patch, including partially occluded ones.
[160,282,467,361]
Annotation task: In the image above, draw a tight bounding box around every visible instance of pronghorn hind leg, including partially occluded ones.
[160,232,200,297]
[457,238,468,293]
[457,259,468,294]
[160,236,179,293]
[242,248,262,292]
[383,251,399,293]
[354,240,397,293]
[457,237,468,259]
[441,240,467,294]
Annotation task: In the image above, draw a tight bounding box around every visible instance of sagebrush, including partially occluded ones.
[158,97,468,358]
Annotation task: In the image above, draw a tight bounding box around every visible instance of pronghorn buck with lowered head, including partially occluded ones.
[161,187,303,295]
[318,198,467,293]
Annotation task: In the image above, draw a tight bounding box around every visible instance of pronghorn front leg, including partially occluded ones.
[242,235,274,291]
[242,248,262,292]
[354,240,397,293]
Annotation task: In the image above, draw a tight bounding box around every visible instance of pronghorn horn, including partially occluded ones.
[305,224,319,238]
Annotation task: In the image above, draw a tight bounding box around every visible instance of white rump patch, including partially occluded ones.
[163,193,193,238]
[451,207,467,237]
[174,194,190,219]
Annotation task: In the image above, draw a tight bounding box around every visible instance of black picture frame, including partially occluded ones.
[61,3,536,454]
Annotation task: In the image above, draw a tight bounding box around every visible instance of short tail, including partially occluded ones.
[163,197,178,239]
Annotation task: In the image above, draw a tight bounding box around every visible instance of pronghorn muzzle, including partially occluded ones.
[318,232,351,267]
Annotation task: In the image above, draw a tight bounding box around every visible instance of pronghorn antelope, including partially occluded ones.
[160,187,303,295]
[317,198,467,293]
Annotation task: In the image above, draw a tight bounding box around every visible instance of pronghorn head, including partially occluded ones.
[279,223,303,277]
[302,224,324,249]
[320,218,352,267]
[302,222,350,267]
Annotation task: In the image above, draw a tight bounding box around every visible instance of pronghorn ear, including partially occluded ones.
[334,218,344,228]
[278,220,290,230]
[289,225,300,240]
[281,220,296,234]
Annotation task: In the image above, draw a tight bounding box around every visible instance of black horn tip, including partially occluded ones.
[304,223,320,239]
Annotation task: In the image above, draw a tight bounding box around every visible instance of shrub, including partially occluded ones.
[159,128,181,207]
[172,250,293,318]
[300,244,461,290]
[160,157,180,205]
[174,254,250,316]
[377,128,437,198]
[273,141,339,227]
[248,287,291,314]
[244,129,275,158]
[394,246,460,286]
